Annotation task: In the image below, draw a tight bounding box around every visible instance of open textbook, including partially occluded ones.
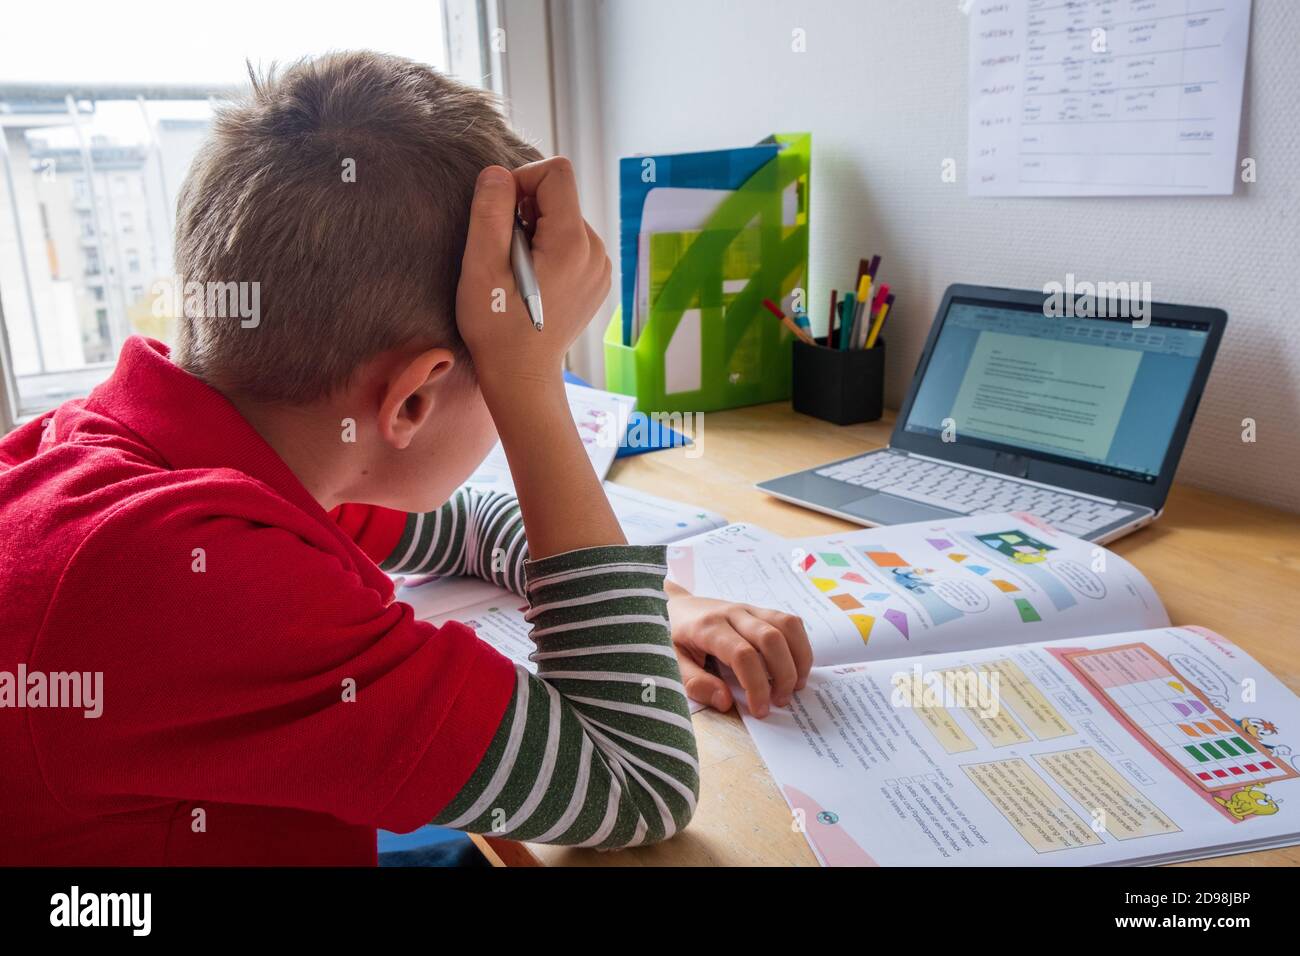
[668,514,1300,865]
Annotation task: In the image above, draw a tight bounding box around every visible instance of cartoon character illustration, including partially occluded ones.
[1235,716,1295,772]
[1237,716,1280,743]
[1009,547,1048,565]
[1214,785,1279,821]
[890,567,935,593]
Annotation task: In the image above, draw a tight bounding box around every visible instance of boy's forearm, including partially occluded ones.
[480,371,625,560]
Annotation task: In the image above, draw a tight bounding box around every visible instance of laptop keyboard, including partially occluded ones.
[815,453,1134,538]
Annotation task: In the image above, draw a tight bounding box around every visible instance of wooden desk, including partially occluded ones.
[473,403,1300,868]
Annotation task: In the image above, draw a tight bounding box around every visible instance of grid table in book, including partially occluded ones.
[1067,643,1299,793]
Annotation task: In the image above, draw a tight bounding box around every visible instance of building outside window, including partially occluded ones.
[0,0,473,427]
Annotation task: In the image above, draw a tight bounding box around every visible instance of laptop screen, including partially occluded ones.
[902,298,1211,485]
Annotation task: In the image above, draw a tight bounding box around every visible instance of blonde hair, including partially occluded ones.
[173,50,541,403]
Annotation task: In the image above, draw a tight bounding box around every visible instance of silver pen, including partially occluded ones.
[510,219,544,332]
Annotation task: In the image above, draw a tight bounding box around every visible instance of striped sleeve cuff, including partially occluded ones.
[523,545,672,648]
[432,543,698,847]
[524,544,669,593]
[379,487,528,596]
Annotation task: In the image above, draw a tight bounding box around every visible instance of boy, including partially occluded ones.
[0,52,811,865]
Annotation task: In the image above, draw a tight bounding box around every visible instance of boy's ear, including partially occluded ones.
[377,347,459,450]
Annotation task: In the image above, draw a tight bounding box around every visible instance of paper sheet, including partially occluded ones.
[968,0,1252,196]
[467,383,635,493]
[664,308,702,395]
[600,482,728,544]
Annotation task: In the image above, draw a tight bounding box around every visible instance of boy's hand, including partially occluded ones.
[455,159,611,392]
[665,586,813,718]
[452,158,623,560]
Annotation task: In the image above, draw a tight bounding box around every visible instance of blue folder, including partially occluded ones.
[618,141,781,345]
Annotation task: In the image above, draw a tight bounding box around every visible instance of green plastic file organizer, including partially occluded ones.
[605,133,811,413]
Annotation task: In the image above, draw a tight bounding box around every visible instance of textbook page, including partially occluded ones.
[739,625,1300,866]
[467,383,636,493]
[602,482,729,544]
[397,573,508,623]
[668,514,1167,666]
[968,0,1252,196]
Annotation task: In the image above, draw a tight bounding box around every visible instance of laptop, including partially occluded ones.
[758,284,1226,544]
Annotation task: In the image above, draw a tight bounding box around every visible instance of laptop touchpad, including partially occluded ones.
[840,494,960,524]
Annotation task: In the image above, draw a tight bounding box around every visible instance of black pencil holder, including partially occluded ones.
[791,338,885,425]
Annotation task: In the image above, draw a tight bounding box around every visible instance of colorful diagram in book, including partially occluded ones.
[1059,642,1298,810]
[575,403,616,447]
[795,548,876,643]
[973,529,1054,564]
[685,515,1167,668]
[792,543,968,646]
[930,525,1101,625]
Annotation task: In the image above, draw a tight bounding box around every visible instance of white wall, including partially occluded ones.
[576,0,1300,513]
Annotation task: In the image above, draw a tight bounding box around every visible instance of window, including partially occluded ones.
[0,0,476,428]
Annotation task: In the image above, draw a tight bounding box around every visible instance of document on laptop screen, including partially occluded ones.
[903,303,1208,483]
[949,330,1141,462]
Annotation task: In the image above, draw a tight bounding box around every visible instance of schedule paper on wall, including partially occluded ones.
[968,0,1252,197]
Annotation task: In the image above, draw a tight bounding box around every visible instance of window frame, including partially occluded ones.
[0,294,19,432]
[0,83,234,430]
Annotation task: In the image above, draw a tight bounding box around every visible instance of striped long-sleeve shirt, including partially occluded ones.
[380,490,699,847]
[380,486,530,595]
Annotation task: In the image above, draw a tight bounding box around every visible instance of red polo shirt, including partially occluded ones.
[0,337,515,865]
